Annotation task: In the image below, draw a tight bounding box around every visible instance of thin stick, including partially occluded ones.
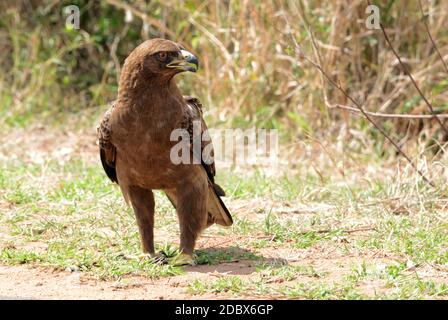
[312,60,433,187]
[376,8,448,137]
[296,225,376,236]
[281,7,434,187]
[331,104,448,120]
[418,0,448,74]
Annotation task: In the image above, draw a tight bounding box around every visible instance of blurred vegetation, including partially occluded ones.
[1,0,448,155]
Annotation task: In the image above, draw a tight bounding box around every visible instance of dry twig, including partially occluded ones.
[280,5,435,187]
[373,0,448,137]
[296,225,375,236]
[330,104,448,120]
[418,0,448,74]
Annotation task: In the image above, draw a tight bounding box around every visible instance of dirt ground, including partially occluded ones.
[0,254,397,300]
[2,247,445,300]
[0,264,216,300]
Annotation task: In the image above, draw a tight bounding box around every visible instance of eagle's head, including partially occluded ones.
[121,38,199,84]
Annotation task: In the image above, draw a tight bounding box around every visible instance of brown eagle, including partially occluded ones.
[97,39,232,266]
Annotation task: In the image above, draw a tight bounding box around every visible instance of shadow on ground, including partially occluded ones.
[185,246,288,275]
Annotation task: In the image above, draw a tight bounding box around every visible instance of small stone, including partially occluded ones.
[65,265,79,273]
[406,260,416,270]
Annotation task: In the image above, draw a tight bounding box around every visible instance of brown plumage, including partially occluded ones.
[97,38,232,265]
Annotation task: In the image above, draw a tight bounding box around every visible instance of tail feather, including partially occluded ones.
[164,182,233,227]
[207,182,233,226]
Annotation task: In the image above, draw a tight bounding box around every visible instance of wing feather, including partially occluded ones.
[181,96,233,226]
[98,102,118,184]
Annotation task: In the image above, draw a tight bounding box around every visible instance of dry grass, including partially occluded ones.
[1,2,448,136]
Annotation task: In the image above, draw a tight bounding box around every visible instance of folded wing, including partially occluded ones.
[98,102,118,184]
[166,96,233,226]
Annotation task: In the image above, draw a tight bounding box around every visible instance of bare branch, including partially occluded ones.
[281,7,435,187]
[375,5,448,137]
[418,0,448,74]
[331,104,448,120]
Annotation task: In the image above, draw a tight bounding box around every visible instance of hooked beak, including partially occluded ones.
[167,50,199,73]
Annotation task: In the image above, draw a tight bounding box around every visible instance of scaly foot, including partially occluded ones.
[168,253,195,266]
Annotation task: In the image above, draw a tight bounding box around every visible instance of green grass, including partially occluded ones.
[187,261,448,299]
[256,263,325,280]
[196,247,261,265]
[0,159,184,279]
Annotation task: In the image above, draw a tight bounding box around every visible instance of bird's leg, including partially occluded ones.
[175,177,208,263]
[128,186,156,255]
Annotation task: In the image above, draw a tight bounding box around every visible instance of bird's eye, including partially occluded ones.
[157,52,168,61]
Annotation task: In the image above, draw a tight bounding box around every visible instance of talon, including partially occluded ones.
[150,252,168,264]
